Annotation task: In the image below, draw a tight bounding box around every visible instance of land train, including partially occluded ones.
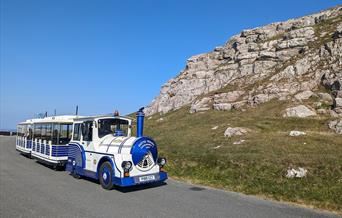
[16,108,167,189]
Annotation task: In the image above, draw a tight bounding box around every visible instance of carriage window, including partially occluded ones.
[27,125,33,140]
[17,125,24,137]
[46,124,52,142]
[22,125,26,137]
[52,124,59,144]
[82,121,93,141]
[41,124,47,141]
[98,118,129,138]
[34,124,42,139]
[73,123,81,141]
[59,124,72,144]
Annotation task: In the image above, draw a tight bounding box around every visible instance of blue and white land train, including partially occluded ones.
[16,108,167,190]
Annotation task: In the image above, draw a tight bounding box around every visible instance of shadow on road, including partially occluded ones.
[32,159,168,192]
[115,181,168,193]
[80,175,167,192]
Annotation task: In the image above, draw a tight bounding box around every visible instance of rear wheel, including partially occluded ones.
[99,161,114,190]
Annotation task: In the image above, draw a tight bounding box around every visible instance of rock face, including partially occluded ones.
[145,6,342,117]
[283,105,317,118]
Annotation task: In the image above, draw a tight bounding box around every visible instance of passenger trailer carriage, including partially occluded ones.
[16,108,168,189]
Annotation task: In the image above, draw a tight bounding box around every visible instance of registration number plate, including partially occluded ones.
[139,175,155,182]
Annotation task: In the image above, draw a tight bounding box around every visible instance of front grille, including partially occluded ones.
[136,151,155,171]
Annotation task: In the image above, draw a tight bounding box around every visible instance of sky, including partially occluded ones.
[0,0,340,129]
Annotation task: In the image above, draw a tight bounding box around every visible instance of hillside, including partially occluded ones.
[141,6,342,212]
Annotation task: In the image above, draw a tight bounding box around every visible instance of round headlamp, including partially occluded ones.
[157,157,166,167]
[121,161,132,172]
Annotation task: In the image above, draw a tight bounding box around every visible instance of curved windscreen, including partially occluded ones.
[98,118,129,138]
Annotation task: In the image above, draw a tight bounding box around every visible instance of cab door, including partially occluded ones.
[81,121,96,172]
[81,121,93,148]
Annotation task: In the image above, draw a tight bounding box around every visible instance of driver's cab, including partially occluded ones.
[72,115,132,150]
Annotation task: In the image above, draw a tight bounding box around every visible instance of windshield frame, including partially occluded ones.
[97,117,131,138]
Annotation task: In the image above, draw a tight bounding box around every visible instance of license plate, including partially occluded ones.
[139,175,155,182]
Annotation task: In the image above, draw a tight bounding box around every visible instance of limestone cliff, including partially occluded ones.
[145,6,342,118]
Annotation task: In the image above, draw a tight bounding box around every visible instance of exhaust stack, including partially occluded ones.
[136,107,145,137]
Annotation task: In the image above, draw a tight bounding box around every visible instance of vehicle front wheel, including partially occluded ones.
[99,161,114,190]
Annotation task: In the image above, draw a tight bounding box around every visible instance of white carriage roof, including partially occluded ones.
[73,114,132,122]
[18,114,134,125]
[19,115,80,125]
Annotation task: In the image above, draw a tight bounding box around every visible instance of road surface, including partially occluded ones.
[0,136,340,218]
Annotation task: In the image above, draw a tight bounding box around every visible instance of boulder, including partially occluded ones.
[333,98,342,108]
[317,109,327,114]
[224,127,248,138]
[283,105,317,118]
[289,131,306,136]
[317,92,333,102]
[213,103,232,111]
[294,91,314,100]
[249,94,270,105]
[328,119,342,134]
[286,168,308,178]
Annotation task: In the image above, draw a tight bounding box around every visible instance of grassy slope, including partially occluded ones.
[143,100,342,212]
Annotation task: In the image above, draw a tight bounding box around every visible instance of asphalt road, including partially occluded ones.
[0,136,340,218]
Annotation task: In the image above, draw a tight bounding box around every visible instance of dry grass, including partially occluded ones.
[143,100,342,212]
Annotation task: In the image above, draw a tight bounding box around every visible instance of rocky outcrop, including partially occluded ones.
[145,6,342,117]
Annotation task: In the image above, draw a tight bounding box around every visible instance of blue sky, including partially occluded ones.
[0,0,340,129]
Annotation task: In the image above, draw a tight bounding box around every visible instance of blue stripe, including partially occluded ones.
[51,145,68,157]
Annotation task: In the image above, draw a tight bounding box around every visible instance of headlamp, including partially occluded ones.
[157,157,166,167]
[121,161,132,172]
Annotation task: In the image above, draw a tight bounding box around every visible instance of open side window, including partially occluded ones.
[81,121,93,141]
[73,123,81,141]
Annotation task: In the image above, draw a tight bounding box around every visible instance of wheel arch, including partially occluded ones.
[96,156,116,179]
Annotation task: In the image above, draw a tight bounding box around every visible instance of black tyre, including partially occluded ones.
[99,161,114,190]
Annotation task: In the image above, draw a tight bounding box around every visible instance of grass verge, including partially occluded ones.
[143,100,342,212]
